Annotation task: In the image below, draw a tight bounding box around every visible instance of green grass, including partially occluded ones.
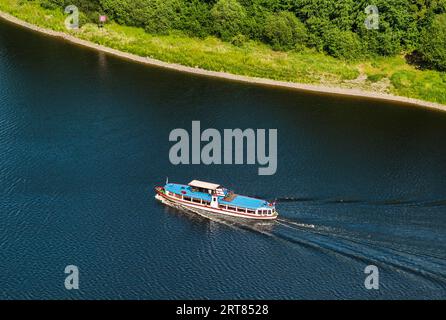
[1,0,445,105]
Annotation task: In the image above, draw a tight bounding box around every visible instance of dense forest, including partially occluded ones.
[39,0,446,71]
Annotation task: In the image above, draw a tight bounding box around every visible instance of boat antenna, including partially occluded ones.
[166,177,169,184]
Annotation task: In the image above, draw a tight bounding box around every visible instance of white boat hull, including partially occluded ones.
[155,192,277,220]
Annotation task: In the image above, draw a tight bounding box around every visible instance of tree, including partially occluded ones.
[41,0,102,23]
[177,0,212,37]
[263,11,308,51]
[355,0,417,55]
[40,0,446,62]
[142,0,183,34]
[99,0,183,34]
[211,0,247,41]
[419,13,446,70]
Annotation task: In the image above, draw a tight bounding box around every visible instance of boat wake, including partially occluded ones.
[273,217,446,287]
[161,199,446,288]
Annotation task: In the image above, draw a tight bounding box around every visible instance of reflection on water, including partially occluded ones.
[160,203,277,233]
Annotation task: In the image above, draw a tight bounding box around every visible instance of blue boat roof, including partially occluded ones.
[219,195,268,210]
[164,183,269,210]
[165,183,212,201]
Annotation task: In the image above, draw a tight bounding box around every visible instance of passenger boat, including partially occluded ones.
[155,180,278,220]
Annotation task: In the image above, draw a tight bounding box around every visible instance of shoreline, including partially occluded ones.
[1,10,446,112]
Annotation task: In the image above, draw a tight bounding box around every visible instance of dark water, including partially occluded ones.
[1,18,445,300]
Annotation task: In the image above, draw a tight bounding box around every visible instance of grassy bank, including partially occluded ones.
[1,0,445,105]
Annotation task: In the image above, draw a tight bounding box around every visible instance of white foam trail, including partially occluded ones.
[276,219,315,229]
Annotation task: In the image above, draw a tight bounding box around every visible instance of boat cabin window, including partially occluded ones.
[192,187,209,194]
[237,208,245,212]
[219,205,227,209]
[192,198,201,204]
[228,206,236,211]
[247,210,255,214]
[203,201,210,206]
[184,196,191,202]
[175,193,182,199]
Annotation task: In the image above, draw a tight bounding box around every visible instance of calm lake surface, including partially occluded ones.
[1,18,445,299]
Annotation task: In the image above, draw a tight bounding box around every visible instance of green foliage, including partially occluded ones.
[39,0,60,10]
[177,0,212,38]
[230,33,247,47]
[354,0,412,56]
[29,0,446,71]
[263,11,307,51]
[323,28,363,59]
[419,13,446,71]
[99,0,181,34]
[210,0,247,41]
[40,0,102,23]
[142,0,182,35]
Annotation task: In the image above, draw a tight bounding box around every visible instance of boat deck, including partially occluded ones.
[219,195,268,210]
[164,183,269,210]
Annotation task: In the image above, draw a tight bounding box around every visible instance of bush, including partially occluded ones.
[40,0,61,10]
[211,0,247,41]
[263,11,308,51]
[355,0,416,55]
[177,0,212,38]
[143,0,182,34]
[390,70,417,90]
[367,73,386,82]
[99,0,183,34]
[359,22,402,57]
[323,28,363,59]
[40,0,102,23]
[99,0,136,25]
[419,14,446,71]
[230,33,247,47]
